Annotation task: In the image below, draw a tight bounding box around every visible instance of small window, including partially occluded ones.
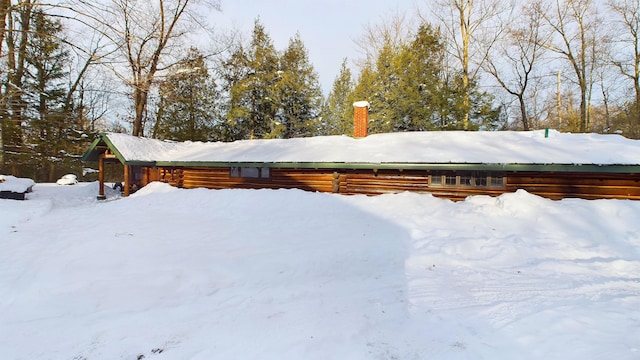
[490,176,504,187]
[474,177,487,186]
[230,166,270,179]
[241,167,260,178]
[429,171,504,189]
[430,174,443,185]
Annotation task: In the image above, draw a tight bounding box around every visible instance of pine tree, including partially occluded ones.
[23,9,74,181]
[154,48,219,142]
[395,24,445,131]
[226,19,280,140]
[276,33,323,138]
[350,21,501,133]
[322,58,355,135]
[1,1,32,175]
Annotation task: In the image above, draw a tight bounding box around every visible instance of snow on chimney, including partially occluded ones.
[353,101,370,138]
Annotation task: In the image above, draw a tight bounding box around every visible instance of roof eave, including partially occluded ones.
[151,161,640,173]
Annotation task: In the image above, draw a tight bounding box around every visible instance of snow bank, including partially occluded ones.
[0,184,639,359]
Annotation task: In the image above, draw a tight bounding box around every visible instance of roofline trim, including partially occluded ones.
[151,161,640,173]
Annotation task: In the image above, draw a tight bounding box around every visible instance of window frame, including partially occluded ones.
[429,171,505,189]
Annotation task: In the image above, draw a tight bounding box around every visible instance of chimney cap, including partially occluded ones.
[352,101,370,108]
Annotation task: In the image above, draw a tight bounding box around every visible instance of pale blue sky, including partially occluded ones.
[211,0,419,94]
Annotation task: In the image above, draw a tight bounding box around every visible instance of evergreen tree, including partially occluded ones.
[226,19,280,140]
[321,58,355,135]
[350,65,377,129]
[23,9,75,181]
[395,24,446,131]
[276,33,323,138]
[350,21,501,133]
[219,44,250,141]
[154,48,219,142]
[1,1,32,175]
[369,42,398,133]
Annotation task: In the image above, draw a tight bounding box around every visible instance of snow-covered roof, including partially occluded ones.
[85,130,640,168]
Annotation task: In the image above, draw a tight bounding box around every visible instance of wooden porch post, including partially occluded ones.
[123,164,130,197]
[98,154,106,200]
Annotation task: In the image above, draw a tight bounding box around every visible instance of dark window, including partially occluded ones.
[230,167,270,179]
[241,167,260,178]
[474,177,488,186]
[460,175,472,186]
[429,171,505,189]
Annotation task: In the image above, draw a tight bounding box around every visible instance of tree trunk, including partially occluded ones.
[0,0,10,168]
[132,85,148,137]
[459,1,471,130]
[518,95,529,130]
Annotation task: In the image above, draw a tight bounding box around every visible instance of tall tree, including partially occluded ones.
[395,23,447,131]
[322,58,355,135]
[609,0,640,137]
[354,9,415,68]
[350,20,500,132]
[23,9,71,181]
[484,1,548,130]
[153,47,219,142]
[0,0,7,167]
[1,0,33,174]
[538,0,605,132]
[426,0,508,129]
[67,0,221,137]
[276,33,323,138]
[226,19,279,140]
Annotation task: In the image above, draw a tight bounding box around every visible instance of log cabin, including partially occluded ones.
[82,127,640,201]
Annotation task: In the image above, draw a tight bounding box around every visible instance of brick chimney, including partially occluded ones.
[353,101,370,138]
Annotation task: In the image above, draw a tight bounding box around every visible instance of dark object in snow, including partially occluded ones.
[113,182,124,192]
[0,175,35,200]
[0,190,28,200]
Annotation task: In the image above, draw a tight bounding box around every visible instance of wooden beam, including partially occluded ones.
[98,154,106,200]
[124,164,130,197]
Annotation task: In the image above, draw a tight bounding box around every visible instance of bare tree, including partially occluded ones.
[484,1,549,130]
[609,0,640,134]
[425,0,509,129]
[538,0,605,132]
[67,0,220,136]
[353,9,416,68]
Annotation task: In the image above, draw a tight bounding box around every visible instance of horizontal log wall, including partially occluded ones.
[506,172,640,200]
[140,166,640,200]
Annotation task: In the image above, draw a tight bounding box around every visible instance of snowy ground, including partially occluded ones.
[1,182,639,359]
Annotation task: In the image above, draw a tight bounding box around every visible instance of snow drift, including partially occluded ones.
[0,182,639,359]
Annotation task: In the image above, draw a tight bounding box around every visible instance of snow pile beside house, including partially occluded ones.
[0,182,638,359]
